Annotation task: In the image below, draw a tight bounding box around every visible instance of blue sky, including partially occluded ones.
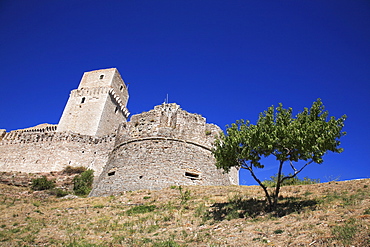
[1,0,369,185]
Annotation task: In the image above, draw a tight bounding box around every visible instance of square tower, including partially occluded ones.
[57,68,129,136]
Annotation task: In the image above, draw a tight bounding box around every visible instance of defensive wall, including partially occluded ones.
[0,126,114,176]
[90,103,238,196]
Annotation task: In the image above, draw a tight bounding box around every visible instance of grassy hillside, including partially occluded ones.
[0,179,369,246]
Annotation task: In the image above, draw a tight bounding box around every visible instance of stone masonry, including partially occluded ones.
[57,68,129,136]
[0,68,238,196]
[90,103,238,196]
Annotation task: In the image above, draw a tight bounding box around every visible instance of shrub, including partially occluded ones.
[73,169,94,196]
[31,176,55,191]
[126,205,156,216]
[178,186,191,205]
[262,173,320,187]
[63,166,86,175]
[49,188,69,197]
[274,229,284,234]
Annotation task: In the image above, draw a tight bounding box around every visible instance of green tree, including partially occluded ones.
[213,99,346,211]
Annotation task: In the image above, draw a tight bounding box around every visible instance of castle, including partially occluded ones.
[0,68,238,196]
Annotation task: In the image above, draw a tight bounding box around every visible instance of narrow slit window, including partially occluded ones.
[100,74,104,79]
[185,172,200,179]
[120,85,123,91]
[81,97,86,104]
[115,107,119,114]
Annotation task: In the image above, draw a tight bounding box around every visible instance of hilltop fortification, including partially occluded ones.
[0,68,238,196]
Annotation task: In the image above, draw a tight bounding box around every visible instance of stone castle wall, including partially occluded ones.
[0,130,114,176]
[90,103,238,196]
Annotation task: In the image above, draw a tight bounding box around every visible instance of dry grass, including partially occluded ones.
[0,179,369,246]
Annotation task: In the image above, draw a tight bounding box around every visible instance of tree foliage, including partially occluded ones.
[213,99,346,211]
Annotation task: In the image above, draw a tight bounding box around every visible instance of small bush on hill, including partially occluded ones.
[262,173,320,188]
[126,205,156,216]
[63,166,87,175]
[31,176,55,191]
[73,169,94,196]
[49,188,69,197]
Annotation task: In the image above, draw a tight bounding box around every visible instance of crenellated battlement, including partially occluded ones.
[68,87,130,118]
[0,130,115,145]
[115,103,220,150]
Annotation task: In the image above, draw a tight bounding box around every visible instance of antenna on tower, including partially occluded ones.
[163,94,169,104]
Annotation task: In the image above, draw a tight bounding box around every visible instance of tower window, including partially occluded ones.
[115,107,119,114]
[108,171,115,176]
[100,75,104,79]
[120,85,123,91]
[81,97,86,104]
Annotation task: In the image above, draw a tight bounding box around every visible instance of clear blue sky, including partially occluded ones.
[1,0,369,185]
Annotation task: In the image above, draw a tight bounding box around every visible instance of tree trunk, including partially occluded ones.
[247,166,273,211]
[272,160,285,211]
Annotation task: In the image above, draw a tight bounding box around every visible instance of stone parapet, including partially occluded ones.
[0,129,6,141]
[115,103,221,149]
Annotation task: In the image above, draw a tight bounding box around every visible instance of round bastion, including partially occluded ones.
[90,103,238,196]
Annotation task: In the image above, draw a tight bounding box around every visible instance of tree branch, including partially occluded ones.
[281,159,314,183]
[289,160,297,172]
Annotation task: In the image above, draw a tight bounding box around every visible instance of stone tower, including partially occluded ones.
[57,68,129,136]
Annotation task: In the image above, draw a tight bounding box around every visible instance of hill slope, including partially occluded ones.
[0,179,369,246]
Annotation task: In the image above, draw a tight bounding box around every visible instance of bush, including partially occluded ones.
[63,166,87,175]
[73,169,94,196]
[49,188,69,197]
[31,176,55,191]
[262,173,320,187]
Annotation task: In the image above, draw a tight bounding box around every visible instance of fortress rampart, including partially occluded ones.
[0,130,114,176]
[90,103,238,196]
[0,68,238,196]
